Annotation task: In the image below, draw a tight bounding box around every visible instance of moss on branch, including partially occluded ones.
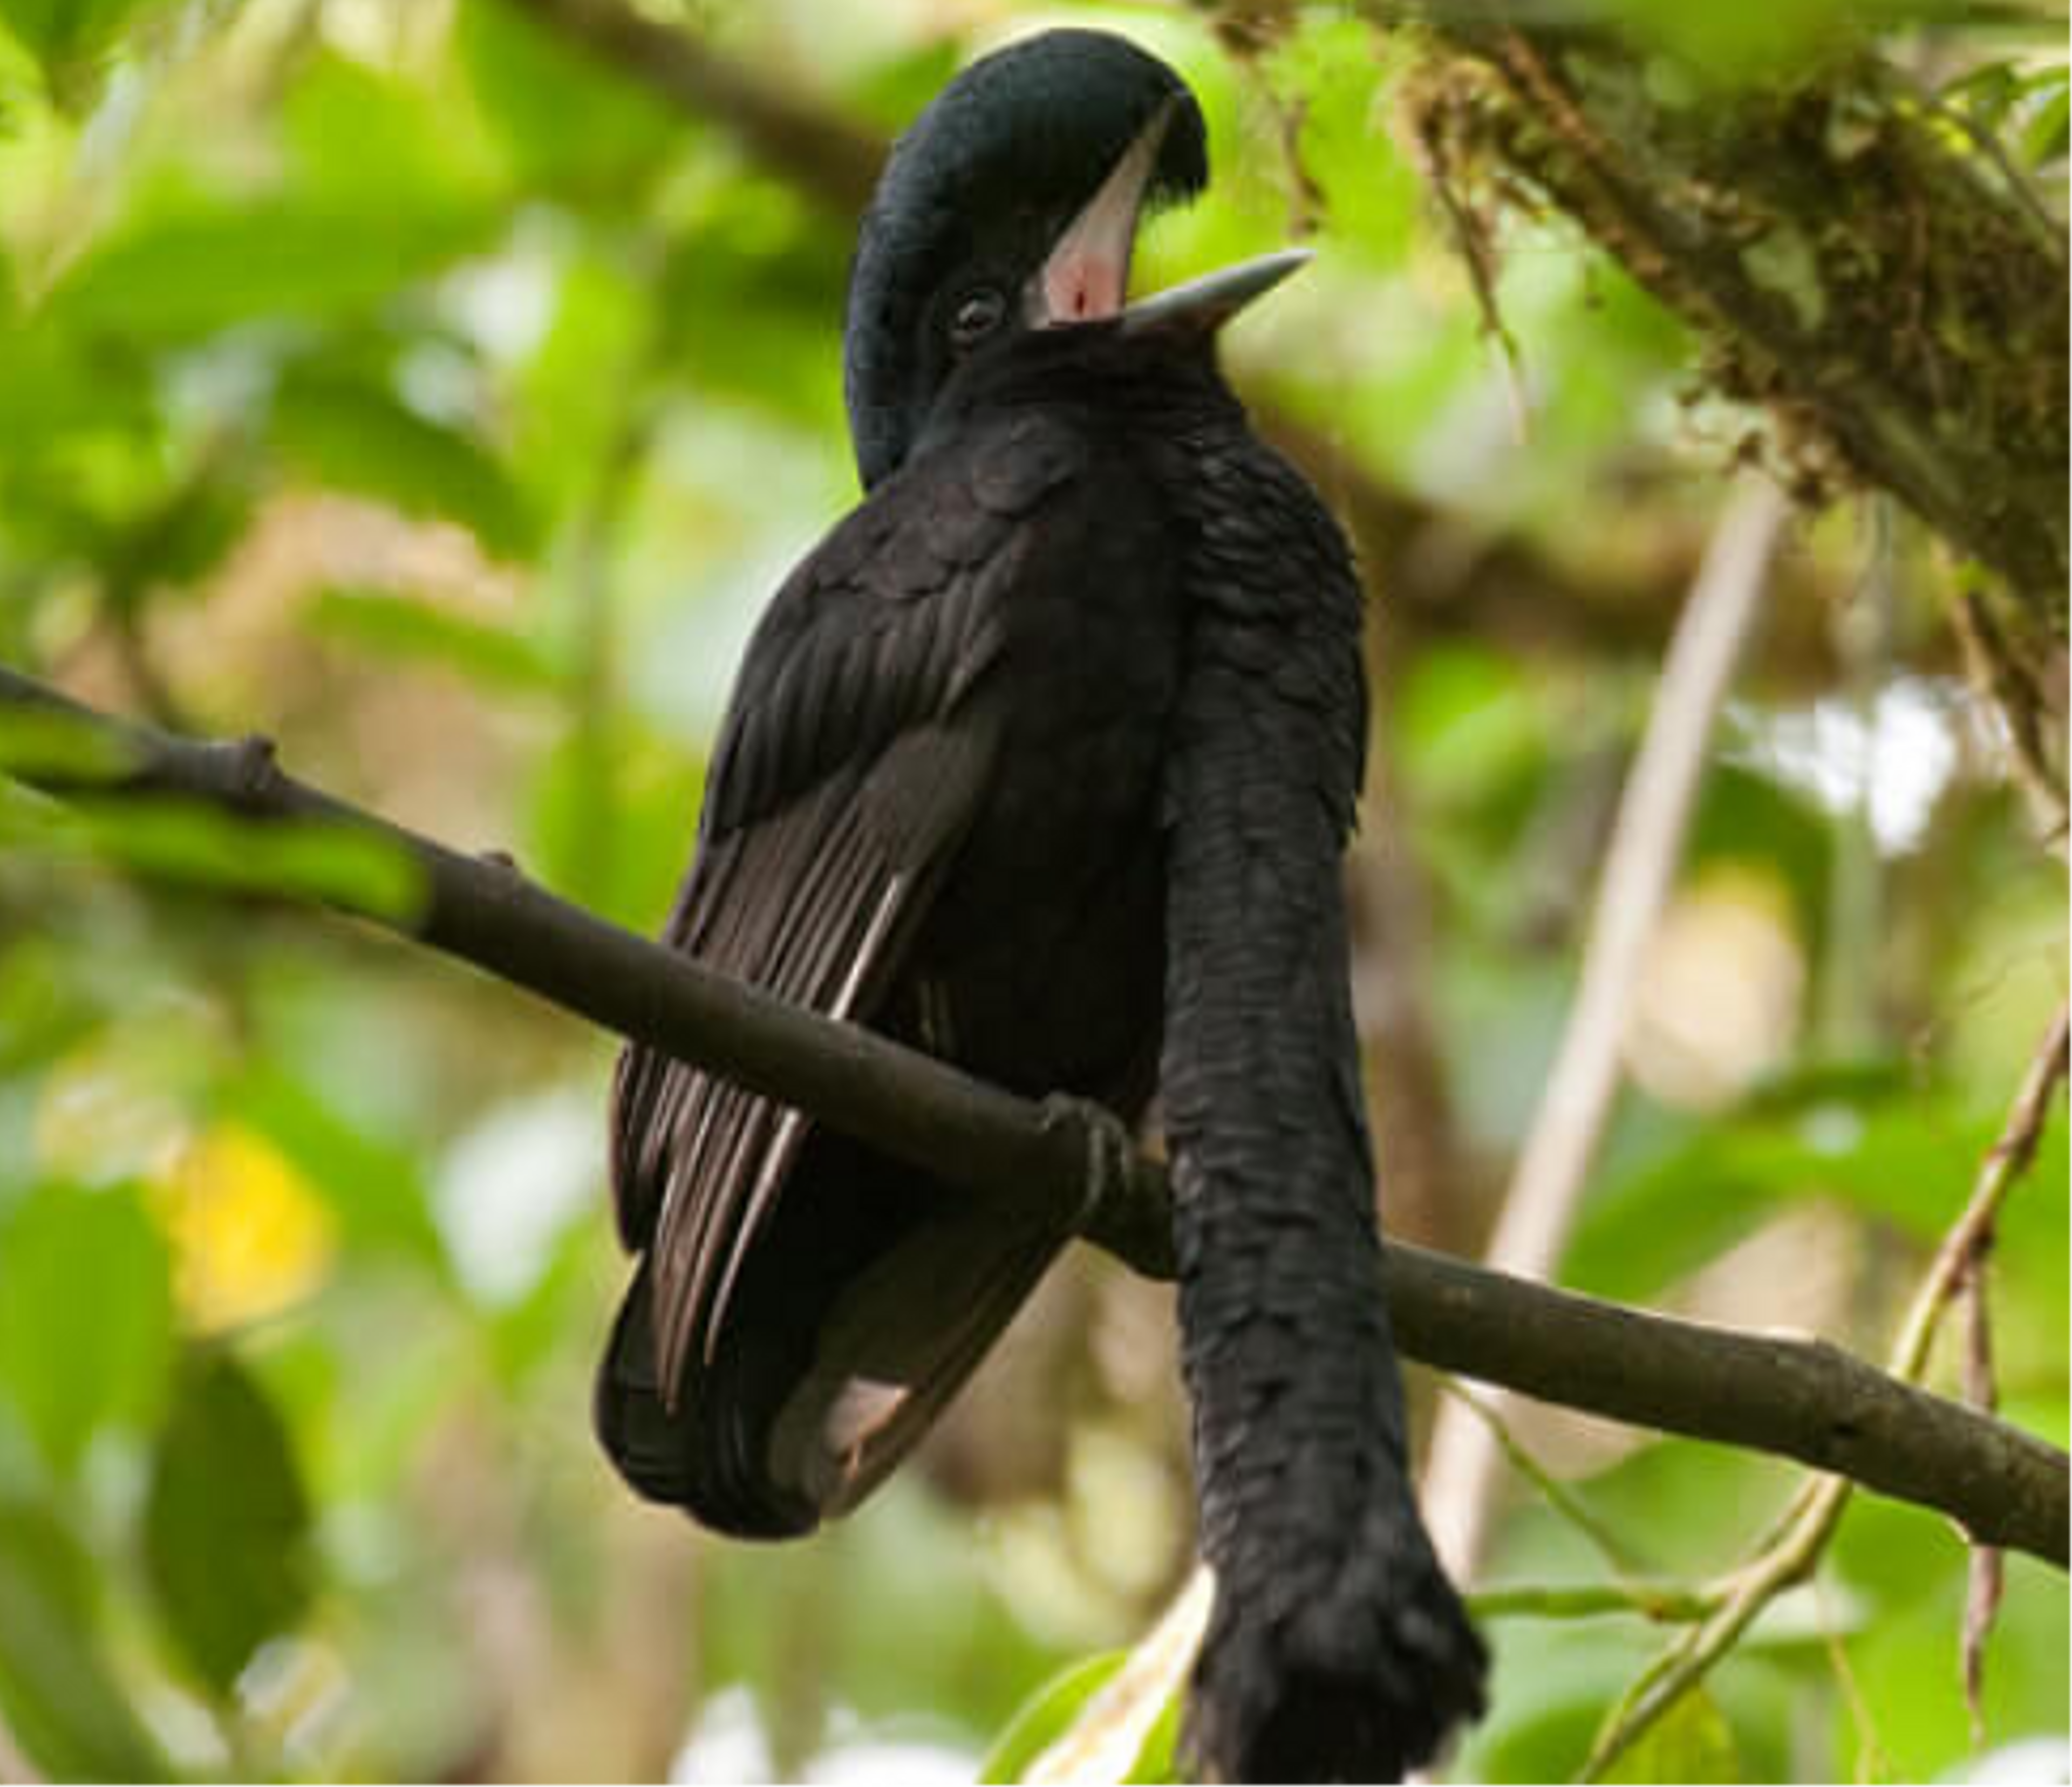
[1403,19,2068,618]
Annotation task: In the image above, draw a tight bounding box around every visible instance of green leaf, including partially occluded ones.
[1267,18,1420,268]
[1603,1686,1742,1783]
[0,1499,173,1780]
[1,794,428,920]
[103,460,256,594]
[653,180,848,427]
[1940,60,2022,122]
[272,368,536,559]
[979,1651,1127,1784]
[223,1066,449,1271]
[0,1182,174,1474]
[458,0,680,195]
[284,49,501,206]
[524,722,704,928]
[0,0,173,109]
[144,1347,315,1694]
[1564,1065,2023,1302]
[309,586,561,694]
[979,1574,1205,1787]
[0,0,156,59]
[2023,81,2068,167]
[1126,1686,1184,1784]
[47,196,498,340]
[513,247,649,519]
[1598,0,1860,83]
[0,705,140,781]
[0,318,158,462]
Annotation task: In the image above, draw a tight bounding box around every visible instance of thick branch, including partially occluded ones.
[501,0,882,212]
[2,663,2064,1567]
[1405,16,2069,616]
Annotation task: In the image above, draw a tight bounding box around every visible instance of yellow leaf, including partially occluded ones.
[150,1126,336,1331]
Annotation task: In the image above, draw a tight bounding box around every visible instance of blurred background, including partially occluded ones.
[0,0,2064,1780]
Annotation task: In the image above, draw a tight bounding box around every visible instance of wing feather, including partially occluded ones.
[603,410,1090,1530]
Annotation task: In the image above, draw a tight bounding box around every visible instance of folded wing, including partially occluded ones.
[602,415,1087,1536]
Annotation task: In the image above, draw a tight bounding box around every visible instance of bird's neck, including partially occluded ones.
[915,330,1246,468]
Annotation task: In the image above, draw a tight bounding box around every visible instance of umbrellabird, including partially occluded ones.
[601,28,1485,1780]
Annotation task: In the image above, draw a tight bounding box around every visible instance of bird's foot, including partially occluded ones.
[1037,1094,1175,1280]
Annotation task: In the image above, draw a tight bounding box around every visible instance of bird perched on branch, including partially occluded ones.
[602,27,1484,1779]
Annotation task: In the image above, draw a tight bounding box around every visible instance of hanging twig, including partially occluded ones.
[1951,588,2069,859]
[1579,1000,2070,1781]
[1421,478,1791,1580]
[1961,1255,2006,1748]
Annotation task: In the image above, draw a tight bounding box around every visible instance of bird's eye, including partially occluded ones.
[950,287,1007,349]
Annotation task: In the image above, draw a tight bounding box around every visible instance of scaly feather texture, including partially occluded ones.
[1157,418,1488,1782]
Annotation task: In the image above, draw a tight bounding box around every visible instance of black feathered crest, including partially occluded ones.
[844,28,1209,489]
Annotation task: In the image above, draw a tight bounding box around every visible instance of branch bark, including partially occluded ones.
[2,662,2064,1567]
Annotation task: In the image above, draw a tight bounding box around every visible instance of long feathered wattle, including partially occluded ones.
[1158,434,1486,1782]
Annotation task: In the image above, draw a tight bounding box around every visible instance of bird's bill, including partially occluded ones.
[1117,248,1312,339]
[1034,100,1310,338]
[1032,98,1177,326]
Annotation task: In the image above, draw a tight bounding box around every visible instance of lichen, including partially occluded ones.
[1740,225,1826,332]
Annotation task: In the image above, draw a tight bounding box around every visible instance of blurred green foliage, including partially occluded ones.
[0,0,2064,1781]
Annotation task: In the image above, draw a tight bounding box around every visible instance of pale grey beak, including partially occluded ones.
[1033,100,1179,327]
[1034,101,1310,340]
[1118,248,1313,340]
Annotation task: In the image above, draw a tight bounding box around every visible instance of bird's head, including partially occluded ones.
[844,28,1305,488]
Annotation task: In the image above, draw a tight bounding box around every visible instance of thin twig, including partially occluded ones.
[0,663,2066,1565]
[497,0,884,212]
[1421,478,1791,1580]
[1579,1000,2071,1780]
[1470,1581,1716,1625]
[1443,1383,1649,1579]
[1960,1250,2005,1747]
[1816,1578,1893,1783]
[1950,588,2068,859]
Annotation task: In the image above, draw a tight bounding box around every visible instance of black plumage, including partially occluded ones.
[602,26,1483,1779]
[1155,406,1487,1783]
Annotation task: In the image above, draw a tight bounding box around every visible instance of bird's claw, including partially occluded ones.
[1035,1096,1178,1280]
[1038,1093,1136,1237]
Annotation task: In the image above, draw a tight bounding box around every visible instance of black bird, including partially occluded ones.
[601,28,1484,1780]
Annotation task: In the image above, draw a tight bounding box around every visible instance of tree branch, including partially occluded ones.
[501,0,883,212]
[1421,479,1789,1578]
[1402,13,2069,617]
[1579,999,2071,1780]
[1,662,2064,1567]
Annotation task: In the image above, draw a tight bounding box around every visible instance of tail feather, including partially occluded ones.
[1160,465,1487,1780]
[595,1131,1065,1538]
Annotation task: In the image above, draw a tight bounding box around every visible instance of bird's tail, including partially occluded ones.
[1160,628,1485,1779]
[1167,1126,1485,1782]
[1176,1250,1486,1779]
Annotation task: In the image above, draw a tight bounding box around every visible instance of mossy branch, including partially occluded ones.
[1401,15,2068,617]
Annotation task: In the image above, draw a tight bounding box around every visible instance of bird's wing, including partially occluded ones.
[609,411,1084,1416]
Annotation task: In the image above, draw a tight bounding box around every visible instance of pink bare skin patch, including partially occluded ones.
[1031,98,1176,327]
[1044,252,1128,322]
